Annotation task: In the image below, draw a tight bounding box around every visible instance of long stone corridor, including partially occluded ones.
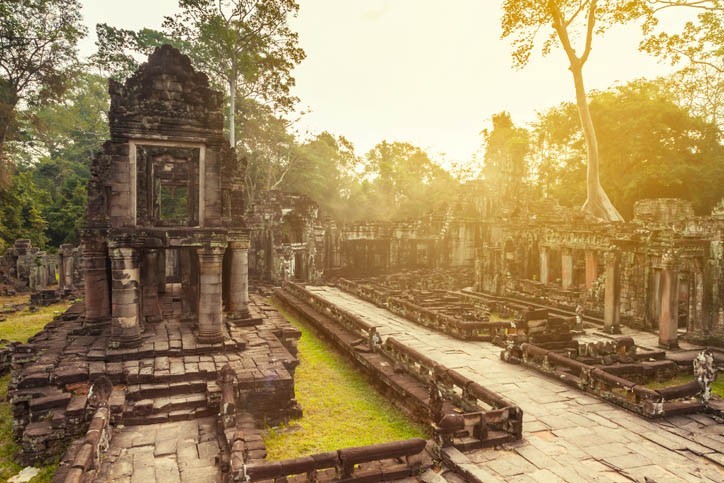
[306,286,723,483]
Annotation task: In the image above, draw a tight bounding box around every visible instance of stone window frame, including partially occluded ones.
[129,139,206,228]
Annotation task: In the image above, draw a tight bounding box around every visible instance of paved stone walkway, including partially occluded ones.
[308,286,724,483]
[96,417,221,482]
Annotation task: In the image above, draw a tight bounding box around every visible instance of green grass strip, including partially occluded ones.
[645,373,723,398]
[264,303,428,460]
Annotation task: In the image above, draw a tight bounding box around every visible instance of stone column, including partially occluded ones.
[109,245,143,348]
[142,249,163,324]
[604,250,621,334]
[561,248,574,290]
[227,240,250,320]
[197,246,225,344]
[60,244,75,291]
[584,250,598,289]
[179,248,197,320]
[658,251,679,349]
[82,237,110,327]
[539,246,550,285]
[157,250,167,293]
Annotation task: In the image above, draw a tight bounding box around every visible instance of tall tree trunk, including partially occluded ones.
[570,62,624,222]
[0,85,19,187]
[229,76,236,148]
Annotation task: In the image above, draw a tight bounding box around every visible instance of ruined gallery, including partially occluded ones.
[0,17,722,483]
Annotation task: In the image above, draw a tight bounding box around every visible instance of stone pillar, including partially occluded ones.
[604,250,621,334]
[157,249,167,293]
[179,248,197,319]
[561,248,574,290]
[658,251,679,349]
[197,246,224,344]
[109,246,143,348]
[227,240,250,320]
[60,244,75,291]
[82,237,110,327]
[539,246,549,285]
[584,250,598,289]
[142,249,163,324]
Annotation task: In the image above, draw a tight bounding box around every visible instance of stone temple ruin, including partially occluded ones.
[0,239,81,305]
[6,45,724,482]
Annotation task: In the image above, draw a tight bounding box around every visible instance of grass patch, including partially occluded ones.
[0,373,22,482]
[0,297,72,345]
[0,295,69,483]
[645,373,723,398]
[264,304,428,460]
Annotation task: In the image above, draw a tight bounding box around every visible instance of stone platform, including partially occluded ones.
[308,285,724,482]
[95,418,221,483]
[9,287,301,476]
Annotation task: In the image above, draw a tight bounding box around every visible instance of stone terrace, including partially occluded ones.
[10,289,301,472]
[308,286,723,482]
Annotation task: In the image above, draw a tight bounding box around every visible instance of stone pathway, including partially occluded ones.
[96,417,221,482]
[308,286,724,483]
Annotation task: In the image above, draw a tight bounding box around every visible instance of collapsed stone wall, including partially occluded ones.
[474,198,724,347]
[247,190,329,284]
[0,239,82,296]
[249,187,724,347]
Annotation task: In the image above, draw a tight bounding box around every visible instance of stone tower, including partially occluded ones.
[82,45,249,348]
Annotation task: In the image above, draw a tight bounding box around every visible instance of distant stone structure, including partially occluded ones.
[248,188,724,348]
[1,239,81,298]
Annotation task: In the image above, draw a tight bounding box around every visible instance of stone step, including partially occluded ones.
[122,406,218,426]
[124,392,214,420]
[125,379,208,402]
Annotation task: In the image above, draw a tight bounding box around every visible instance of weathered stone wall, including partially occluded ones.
[247,190,326,284]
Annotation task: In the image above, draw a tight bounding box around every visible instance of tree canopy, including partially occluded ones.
[0,0,86,183]
[502,0,647,222]
[532,78,723,218]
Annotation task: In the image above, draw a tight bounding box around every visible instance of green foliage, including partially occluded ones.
[163,0,305,113]
[238,98,297,204]
[265,305,428,459]
[7,73,109,246]
[91,24,178,81]
[532,78,724,218]
[639,2,723,128]
[482,112,530,187]
[281,132,360,219]
[0,0,86,175]
[0,170,48,248]
[501,1,646,69]
[358,141,458,221]
[640,1,723,70]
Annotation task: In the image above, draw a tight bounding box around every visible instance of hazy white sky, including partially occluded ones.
[79,0,683,164]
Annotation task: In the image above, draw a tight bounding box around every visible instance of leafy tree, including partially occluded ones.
[501,1,646,221]
[281,132,360,218]
[93,0,305,149]
[0,0,86,181]
[481,112,530,196]
[238,98,298,206]
[639,1,723,128]
[532,78,723,218]
[0,170,48,248]
[640,1,722,71]
[90,24,176,81]
[13,73,108,245]
[361,141,457,220]
[163,0,305,147]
